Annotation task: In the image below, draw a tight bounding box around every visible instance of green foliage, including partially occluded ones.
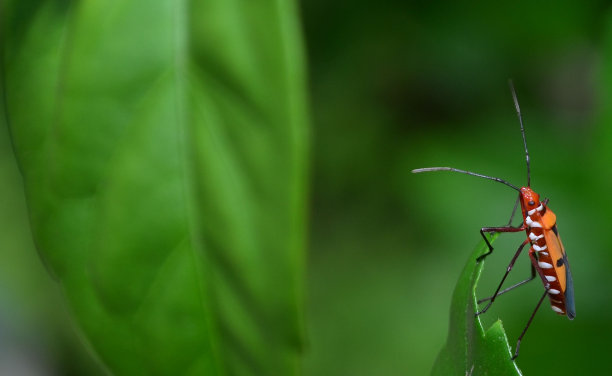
[3,1,612,375]
[1,1,308,375]
[432,235,522,376]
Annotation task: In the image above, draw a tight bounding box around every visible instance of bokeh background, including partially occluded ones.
[2,1,612,375]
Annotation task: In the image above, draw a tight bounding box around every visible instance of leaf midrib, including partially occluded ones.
[166,2,227,376]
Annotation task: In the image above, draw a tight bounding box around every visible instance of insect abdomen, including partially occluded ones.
[527,206,569,315]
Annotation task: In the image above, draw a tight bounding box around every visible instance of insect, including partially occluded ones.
[412,81,575,360]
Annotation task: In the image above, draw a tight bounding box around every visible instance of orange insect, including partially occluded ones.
[412,81,575,359]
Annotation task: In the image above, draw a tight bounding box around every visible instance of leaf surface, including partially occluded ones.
[431,235,523,376]
[1,1,308,375]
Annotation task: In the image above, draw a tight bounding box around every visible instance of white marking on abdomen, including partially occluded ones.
[549,289,561,295]
[545,275,557,282]
[526,216,542,228]
[529,232,544,241]
[540,251,549,256]
[551,306,564,313]
[533,244,547,251]
[538,261,553,269]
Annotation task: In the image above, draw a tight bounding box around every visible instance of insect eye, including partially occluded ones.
[528,200,535,206]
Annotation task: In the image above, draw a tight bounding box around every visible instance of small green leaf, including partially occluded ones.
[431,235,523,376]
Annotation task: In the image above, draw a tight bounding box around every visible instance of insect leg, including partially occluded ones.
[478,225,525,262]
[476,239,530,316]
[511,252,551,360]
[512,289,548,360]
[506,194,521,226]
[477,264,536,304]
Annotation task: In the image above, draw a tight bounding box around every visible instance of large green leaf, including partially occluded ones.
[431,235,523,376]
[1,1,308,374]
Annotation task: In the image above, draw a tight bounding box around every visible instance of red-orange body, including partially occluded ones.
[519,187,575,318]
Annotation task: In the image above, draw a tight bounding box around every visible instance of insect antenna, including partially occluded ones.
[509,79,531,186]
[411,167,520,192]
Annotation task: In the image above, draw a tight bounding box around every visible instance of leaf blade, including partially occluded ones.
[431,235,523,376]
[2,0,308,374]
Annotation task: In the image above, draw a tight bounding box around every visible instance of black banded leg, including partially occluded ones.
[478,225,526,262]
[512,289,548,360]
[476,239,530,316]
[477,264,536,304]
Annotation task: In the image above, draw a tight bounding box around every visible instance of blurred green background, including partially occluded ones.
[2,1,612,375]
[302,1,611,375]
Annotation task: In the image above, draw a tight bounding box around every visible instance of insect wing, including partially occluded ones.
[543,225,575,319]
